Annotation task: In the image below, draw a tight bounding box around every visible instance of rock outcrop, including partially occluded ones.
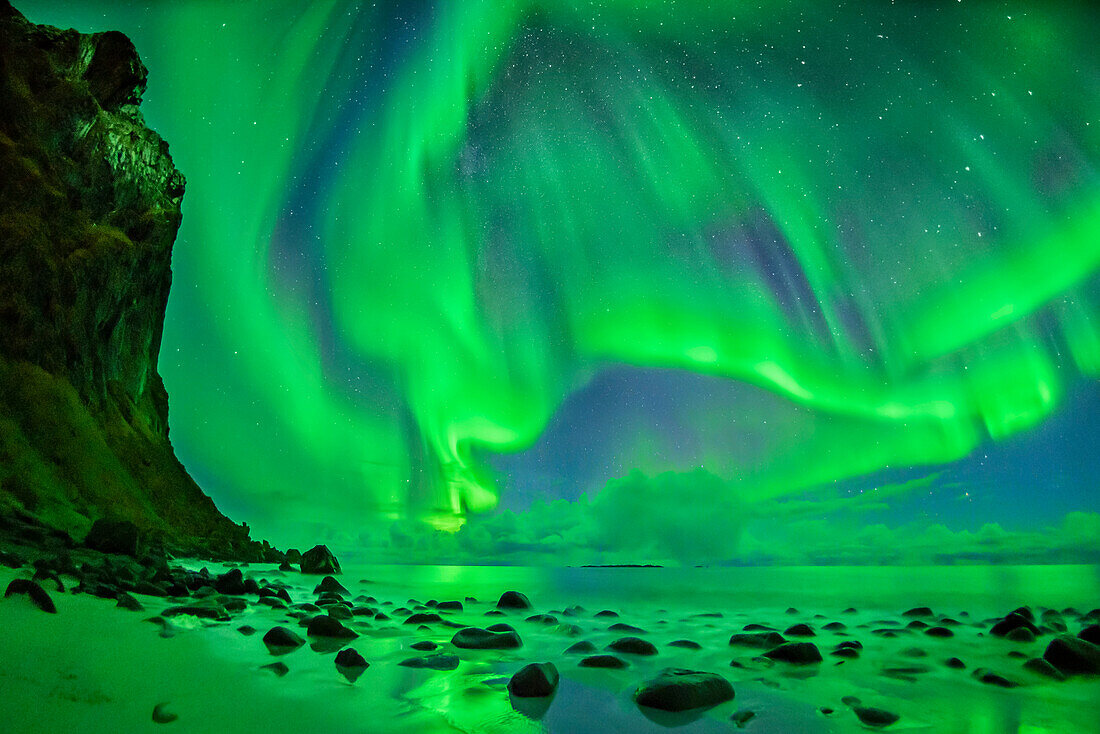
[0,2,261,557]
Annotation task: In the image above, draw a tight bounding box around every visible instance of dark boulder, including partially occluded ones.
[784,623,815,637]
[991,613,1040,638]
[496,591,532,610]
[451,627,522,649]
[508,662,559,697]
[334,647,369,683]
[729,632,786,649]
[84,520,141,556]
[668,639,702,650]
[405,613,443,625]
[4,578,56,613]
[1043,635,1100,676]
[214,569,246,595]
[902,607,934,618]
[116,592,144,611]
[607,637,657,656]
[306,615,357,639]
[261,662,289,677]
[1078,625,1100,646]
[410,641,438,651]
[262,626,305,654]
[731,709,755,727]
[634,668,735,712]
[300,545,340,575]
[152,703,178,724]
[972,668,1019,688]
[565,641,597,655]
[313,576,349,596]
[763,642,822,664]
[579,655,628,669]
[1023,657,1066,680]
[853,706,900,728]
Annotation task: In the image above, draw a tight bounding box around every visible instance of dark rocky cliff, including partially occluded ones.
[0,2,264,557]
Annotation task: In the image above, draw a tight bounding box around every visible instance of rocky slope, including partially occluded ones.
[0,1,267,558]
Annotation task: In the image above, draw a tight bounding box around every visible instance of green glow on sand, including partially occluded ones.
[19,1,1099,544]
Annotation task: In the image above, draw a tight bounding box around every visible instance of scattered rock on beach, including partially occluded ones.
[784,623,815,637]
[335,647,369,683]
[991,613,1040,638]
[729,632,786,649]
[668,639,702,650]
[634,668,734,712]
[1023,657,1066,680]
[565,641,597,655]
[1077,625,1100,645]
[313,576,349,596]
[4,578,57,613]
[580,654,628,669]
[902,607,934,618]
[607,637,657,656]
[1043,635,1100,676]
[731,709,755,727]
[1006,626,1035,643]
[261,662,289,677]
[263,626,305,654]
[763,642,822,664]
[152,703,178,724]
[496,591,532,610]
[116,592,144,611]
[852,706,899,728]
[508,662,559,697]
[451,627,522,649]
[300,545,341,575]
[306,615,358,639]
[972,668,1019,688]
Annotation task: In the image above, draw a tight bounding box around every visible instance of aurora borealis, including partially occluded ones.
[20,1,1100,560]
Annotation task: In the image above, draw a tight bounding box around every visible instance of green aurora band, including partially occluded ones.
[20,1,1100,544]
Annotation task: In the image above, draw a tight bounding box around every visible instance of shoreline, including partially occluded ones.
[3,551,1100,733]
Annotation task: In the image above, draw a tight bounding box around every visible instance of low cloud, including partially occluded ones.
[340,468,1100,567]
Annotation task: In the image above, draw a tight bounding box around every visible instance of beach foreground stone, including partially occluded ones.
[1043,635,1100,676]
[335,647,369,683]
[853,706,900,728]
[452,627,523,649]
[263,626,305,654]
[508,662,559,697]
[634,668,735,712]
[300,545,341,575]
[497,591,533,610]
[763,642,822,664]
[4,578,57,613]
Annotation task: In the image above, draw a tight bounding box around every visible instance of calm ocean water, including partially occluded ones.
[338,563,1100,618]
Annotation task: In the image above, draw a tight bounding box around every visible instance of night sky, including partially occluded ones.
[20,1,1099,563]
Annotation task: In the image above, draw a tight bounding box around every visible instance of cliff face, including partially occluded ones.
[0,2,256,555]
